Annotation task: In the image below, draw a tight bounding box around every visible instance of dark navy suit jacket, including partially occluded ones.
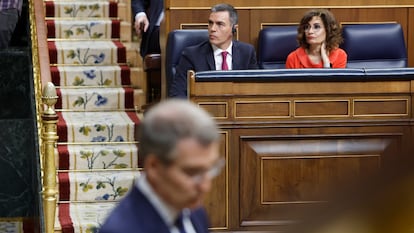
[99,185,210,233]
[169,40,258,98]
[131,0,163,57]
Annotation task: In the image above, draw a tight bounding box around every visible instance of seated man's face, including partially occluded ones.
[208,11,234,50]
[151,138,221,210]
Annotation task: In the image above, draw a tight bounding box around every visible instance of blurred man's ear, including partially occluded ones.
[145,154,162,179]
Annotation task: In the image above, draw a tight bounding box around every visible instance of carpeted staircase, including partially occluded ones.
[44,0,143,232]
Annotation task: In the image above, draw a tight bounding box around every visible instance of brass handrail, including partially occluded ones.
[29,0,58,232]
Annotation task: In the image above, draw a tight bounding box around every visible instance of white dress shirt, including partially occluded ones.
[212,42,233,70]
[136,174,197,233]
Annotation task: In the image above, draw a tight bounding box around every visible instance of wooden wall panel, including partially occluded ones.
[249,9,304,48]
[239,134,398,230]
[331,8,408,47]
[169,9,210,30]
[204,132,229,230]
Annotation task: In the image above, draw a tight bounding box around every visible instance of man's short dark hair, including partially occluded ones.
[211,3,238,27]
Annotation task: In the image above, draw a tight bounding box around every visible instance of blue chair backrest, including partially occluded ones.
[257,25,299,69]
[165,29,209,94]
[341,23,407,68]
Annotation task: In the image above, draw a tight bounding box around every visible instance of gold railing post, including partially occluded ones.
[41,82,59,233]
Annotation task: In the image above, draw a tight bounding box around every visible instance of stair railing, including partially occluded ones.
[29,0,58,232]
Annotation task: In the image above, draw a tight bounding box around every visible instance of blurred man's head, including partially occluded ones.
[139,99,222,210]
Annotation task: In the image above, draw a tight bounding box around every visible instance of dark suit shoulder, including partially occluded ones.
[99,186,169,233]
[233,40,255,50]
[181,40,211,55]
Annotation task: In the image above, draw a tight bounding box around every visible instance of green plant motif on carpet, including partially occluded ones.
[80,177,129,201]
[72,70,113,86]
[64,3,101,18]
[72,91,108,110]
[79,123,125,142]
[66,48,105,65]
[80,149,128,169]
[63,22,104,39]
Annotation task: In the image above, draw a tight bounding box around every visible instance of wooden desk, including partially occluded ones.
[188,69,414,232]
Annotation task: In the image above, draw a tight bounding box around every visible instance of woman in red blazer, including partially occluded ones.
[286,9,347,69]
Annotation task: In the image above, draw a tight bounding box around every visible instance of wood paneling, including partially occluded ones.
[294,100,349,117]
[204,132,229,230]
[198,102,229,119]
[190,74,414,232]
[353,98,409,116]
[250,9,304,47]
[239,134,395,229]
[235,101,290,119]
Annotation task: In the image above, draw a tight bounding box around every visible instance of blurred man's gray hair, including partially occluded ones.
[138,99,220,164]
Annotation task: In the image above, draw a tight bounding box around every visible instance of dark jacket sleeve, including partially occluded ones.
[234,41,258,69]
[131,0,147,16]
[247,45,258,69]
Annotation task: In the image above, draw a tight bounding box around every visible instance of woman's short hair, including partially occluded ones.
[297,9,343,52]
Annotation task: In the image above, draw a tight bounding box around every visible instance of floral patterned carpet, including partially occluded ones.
[45,0,141,232]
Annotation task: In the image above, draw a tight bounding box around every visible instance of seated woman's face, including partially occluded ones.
[304,16,326,46]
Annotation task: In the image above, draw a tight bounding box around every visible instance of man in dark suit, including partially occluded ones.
[99,99,223,233]
[0,0,23,49]
[131,0,163,58]
[169,3,258,98]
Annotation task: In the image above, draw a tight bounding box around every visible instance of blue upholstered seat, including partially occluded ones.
[165,29,209,94]
[341,23,407,68]
[257,26,298,69]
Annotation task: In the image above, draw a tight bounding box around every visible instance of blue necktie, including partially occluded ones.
[175,213,186,233]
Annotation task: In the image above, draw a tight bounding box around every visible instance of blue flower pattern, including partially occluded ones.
[114,136,124,142]
[93,53,105,64]
[83,70,96,79]
[91,136,106,142]
[95,94,108,106]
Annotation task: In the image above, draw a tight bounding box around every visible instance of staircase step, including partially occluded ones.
[57,143,139,170]
[58,170,138,202]
[48,40,126,65]
[45,1,118,18]
[46,19,120,39]
[57,111,139,143]
[43,0,143,231]
[56,87,134,111]
[51,65,131,87]
[58,202,117,233]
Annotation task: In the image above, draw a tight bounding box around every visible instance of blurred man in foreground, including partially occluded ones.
[99,99,223,233]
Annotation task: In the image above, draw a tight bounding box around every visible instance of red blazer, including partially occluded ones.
[285,47,347,68]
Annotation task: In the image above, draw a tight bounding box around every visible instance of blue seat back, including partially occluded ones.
[341,23,407,68]
[165,29,209,94]
[257,26,299,69]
